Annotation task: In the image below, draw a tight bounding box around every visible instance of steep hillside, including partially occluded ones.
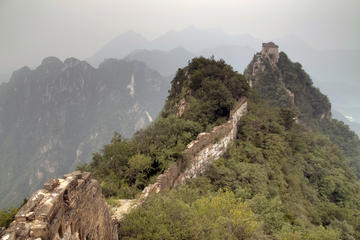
[2,51,360,239]
[0,57,168,209]
[245,45,360,178]
[244,47,331,122]
[113,53,360,239]
[118,97,360,240]
[80,57,249,198]
[276,36,360,120]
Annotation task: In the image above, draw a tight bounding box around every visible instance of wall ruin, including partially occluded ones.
[1,171,117,240]
[139,97,247,200]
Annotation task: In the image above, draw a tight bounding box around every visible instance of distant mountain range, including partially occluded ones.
[0,57,168,208]
[124,46,255,78]
[332,110,360,136]
[125,48,194,76]
[1,27,359,209]
[88,27,360,130]
[89,27,260,66]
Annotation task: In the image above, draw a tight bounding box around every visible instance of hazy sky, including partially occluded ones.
[0,0,359,75]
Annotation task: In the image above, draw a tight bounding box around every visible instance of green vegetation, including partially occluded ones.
[247,52,331,123]
[106,197,122,208]
[278,52,331,121]
[163,56,249,128]
[79,57,249,198]
[118,96,360,239]
[82,55,360,239]
[318,119,360,178]
[0,199,26,228]
[248,51,360,179]
[118,189,261,240]
[0,207,18,228]
[79,117,202,198]
[246,54,295,110]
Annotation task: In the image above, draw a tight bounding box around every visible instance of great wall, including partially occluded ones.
[1,75,251,240]
[138,97,247,198]
[1,97,248,240]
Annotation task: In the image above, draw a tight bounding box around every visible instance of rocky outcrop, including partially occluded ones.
[176,98,187,117]
[285,88,295,104]
[1,171,117,240]
[248,42,280,87]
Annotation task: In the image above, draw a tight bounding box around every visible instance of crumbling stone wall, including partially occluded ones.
[1,171,117,240]
[139,97,247,200]
[3,98,248,236]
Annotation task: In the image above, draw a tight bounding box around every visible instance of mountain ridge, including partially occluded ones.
[2,45,360,239]
[87,28,360,125]
[0,56,168,209]
[114,45,360,240]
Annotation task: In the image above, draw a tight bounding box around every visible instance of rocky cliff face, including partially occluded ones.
[0,57,168,209]
[1,171,117,240]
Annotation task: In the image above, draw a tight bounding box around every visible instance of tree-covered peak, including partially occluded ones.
[78,57,250,199]
[163,57,249,128]
[245,50,331,124]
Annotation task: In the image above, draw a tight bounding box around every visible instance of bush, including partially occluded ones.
[118,188,261,240]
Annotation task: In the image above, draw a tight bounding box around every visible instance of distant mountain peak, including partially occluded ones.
[41,56,63,66]
[0,56,168,208]
[88,27,260,66]
[14,66,31,74]
[64,57,81,67]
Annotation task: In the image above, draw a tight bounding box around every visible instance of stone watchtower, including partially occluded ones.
[261,42,279,64]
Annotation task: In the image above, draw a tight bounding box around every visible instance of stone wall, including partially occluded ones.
[3,98,248,238]
[139,97,247,200]
[1,171,117,240]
